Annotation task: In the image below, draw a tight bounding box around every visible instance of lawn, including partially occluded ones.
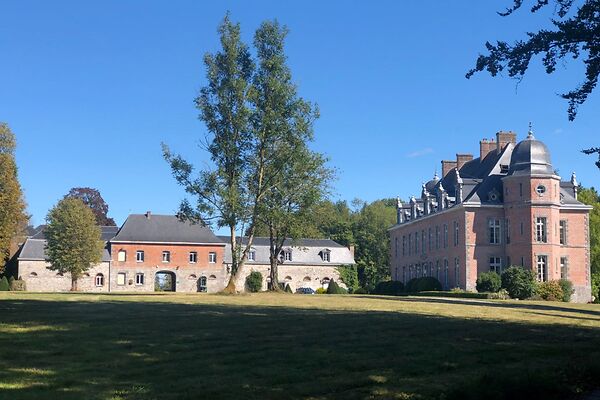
[1,292,599,400]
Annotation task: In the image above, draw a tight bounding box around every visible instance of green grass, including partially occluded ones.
[1,292,600,399]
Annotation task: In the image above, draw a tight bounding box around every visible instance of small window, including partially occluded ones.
[280,250,292,262]
[321,250,331,262]
[208,252,217,263]
[189,251,197,264]
[536,185,546,195]
[188,274,197,280]
[117,273,126,286]
[95,274,104,287]
[136,251,144,263]
[162,251,171,263]
[208,275,217,280]
[303,276,311,282]
[489,257,502,273]
[117,250,126,262]
[29,272,38,278]
[135,273,144,285]
[248,250,256,261]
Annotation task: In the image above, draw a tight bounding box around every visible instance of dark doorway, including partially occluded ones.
[197,276,207,292]
[155,271,176,292]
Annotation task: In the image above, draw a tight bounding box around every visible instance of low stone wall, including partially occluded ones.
[17,260,110,292]
[234,263,346,292]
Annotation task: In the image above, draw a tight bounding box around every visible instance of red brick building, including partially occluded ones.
[389,129,592,302]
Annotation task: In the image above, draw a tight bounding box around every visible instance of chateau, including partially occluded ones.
[15,213,354,293]
[389,129,593,302]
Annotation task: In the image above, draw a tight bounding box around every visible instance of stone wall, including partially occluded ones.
[234,263,345,292]
[17,260,110,292]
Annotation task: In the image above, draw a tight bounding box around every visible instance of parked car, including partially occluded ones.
[296,287,315,295]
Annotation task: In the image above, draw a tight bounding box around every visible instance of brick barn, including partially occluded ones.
[388,129,592,302]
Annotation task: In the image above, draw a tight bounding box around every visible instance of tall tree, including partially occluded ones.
[64,187,116,226]
[577,186,600,301]
[0,123,28,274]
[466,0,600,166]
[45,198,104,291]
[249,20,328,290]
[163,14,256,292]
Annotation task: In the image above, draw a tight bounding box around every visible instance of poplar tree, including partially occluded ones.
[250,20,329,290]
[45,198,104,291]
[0,123,27,274]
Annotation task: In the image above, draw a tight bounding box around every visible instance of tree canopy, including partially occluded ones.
[578,185,600,301]
[45,198,104,291]
[64,187,116,226]
[0,122,28,274]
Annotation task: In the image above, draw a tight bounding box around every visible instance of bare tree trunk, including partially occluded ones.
[71,275,78,291]
[268,224,281,291]
[223,225,238,294]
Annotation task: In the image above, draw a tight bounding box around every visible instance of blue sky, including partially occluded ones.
[1,1,598,228]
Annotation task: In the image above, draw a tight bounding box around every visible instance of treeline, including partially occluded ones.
[578,187,600,302]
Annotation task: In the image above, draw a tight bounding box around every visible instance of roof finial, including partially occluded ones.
[434,169,439,180]
[527,121,535,139]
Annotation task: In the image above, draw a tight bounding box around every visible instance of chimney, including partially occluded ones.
[479,138,495,159]
[496,131,517,152]
[441,160,457,177]
[145,211,152,219]
[456,153,473,170]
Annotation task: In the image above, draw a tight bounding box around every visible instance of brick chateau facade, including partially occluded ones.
[389,129,593,302]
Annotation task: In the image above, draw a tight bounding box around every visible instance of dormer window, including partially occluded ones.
[500,164,509,174]
[280,249,292,262]
[248,249,256,261]
[320,249,331,262]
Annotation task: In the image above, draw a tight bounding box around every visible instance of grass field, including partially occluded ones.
[1,292,600,400]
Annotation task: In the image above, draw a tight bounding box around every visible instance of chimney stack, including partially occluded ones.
[145,211,152,219]
[456,153,473,170]
[479,138,496,160]
[496,131,517,152]
[441,160,457,177]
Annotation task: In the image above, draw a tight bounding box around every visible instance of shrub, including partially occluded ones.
[406,277,442,293]
[414,291,488,299]
[9,279,25,291]
[0,276,9,291]
[501,266,537,299]
[284,283,293,293]
[558,279,574,302]
[373,280,405,295]
[537,281,564,301]
[315,287,326,294]
[475,271,501,293]
[245,271,263,293]
[326,279,347,294]
[488,288,510,300]
[353,287,369,294]
[337,264,359,292]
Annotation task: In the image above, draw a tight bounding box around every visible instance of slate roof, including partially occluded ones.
[18,239,112,262]
[30,225,119,241]
[111,214,224,244]
[217,236,355,266]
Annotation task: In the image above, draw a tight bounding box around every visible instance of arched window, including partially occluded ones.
[95,274,104,287]
[29,272,38,278]
[303,276,311,282]
[188,274,197,280]
[56,272,64,277]
[284,276,292,282]
[208,275,217,280]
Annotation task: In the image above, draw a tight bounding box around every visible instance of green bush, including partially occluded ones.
[0,276,9,291]
[558,279,574,302]
[9,279,25,291]
[337,264,359,292]
[245,271,263,293]
[488,288,510,300]
[284,283,293,293]
[537,281,564,301]
[315,287,326,294]
[406,277,442,293]
[475,271,501,293]
[373,280,405,295]
[326,279,347,294]
[353,287,369,294]
[413,291,488,299]
[501,266,537,299]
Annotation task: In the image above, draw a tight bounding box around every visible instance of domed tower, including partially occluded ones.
[502,125,562,280]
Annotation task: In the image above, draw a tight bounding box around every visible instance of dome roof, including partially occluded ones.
[508,133,553,176]
[425,173,440,193]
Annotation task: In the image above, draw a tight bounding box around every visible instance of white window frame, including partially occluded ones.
[117,273,126,286]
[136,250,144,263]
[95,274,104,287]
[536,217,547,243]
[489,256,502,273]
[135,273,144,285]
[453,221,459,246]
[189,251,197,264]
[489,219,501,244]
[559,220,567,245]
[322,251,331,262]
[162,251,171,263]
[560,256,568,279]
[117,250,126,262]
[443,224,448,248]
[208,252,217,264]
[248,250,256,261]
[537,255,548,282]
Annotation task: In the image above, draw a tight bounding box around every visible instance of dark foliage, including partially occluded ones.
[245,271,263,293]
[406,277,443,293]
[284,283,293,293]
[64,187,116,226]
[326,279,346,294]
[501,266,537,299]
[558,279,574,302]
[476,271,502,293]
[0,276,8,291]
[468,0,600,122]
[373,280,405,296]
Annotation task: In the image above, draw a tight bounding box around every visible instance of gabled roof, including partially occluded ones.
[111,214,224,244]
[30,225,119,241]
[18,239,112,262]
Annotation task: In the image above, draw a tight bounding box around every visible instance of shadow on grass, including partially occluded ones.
[0,297,599,400]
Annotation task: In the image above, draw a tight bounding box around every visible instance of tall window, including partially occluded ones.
[537,255,548,282]
[189,252,197,263]
[454,258,460,287]
[162,251,171,263]
[489,219,501,244]
[199,276,207,292]
[395,238,398,257]
[489,257,502,273]
[519,183,523,197]
[135,273,144,285]
[117,250,126,262]
[443,259,449,289]
[402,266,406,283]
[136,251,144,263]
[559,220,567,245]
[536,217,547,243]
[95,274,104,287]
[209,252,217,263]
[453,221,459,246]
[429,262,434,277]
[248,250,256,261]
[428,228,432,251]
[560,256,568,279]
[117,273,126,286]
[402,236,406,256]
[408,234,412,256]
[443,224,448,248]
[421,230,426,255]
[505,219,511,244]
[415,232,419,254]
[436,260,440,281]
[520,222,524,236]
